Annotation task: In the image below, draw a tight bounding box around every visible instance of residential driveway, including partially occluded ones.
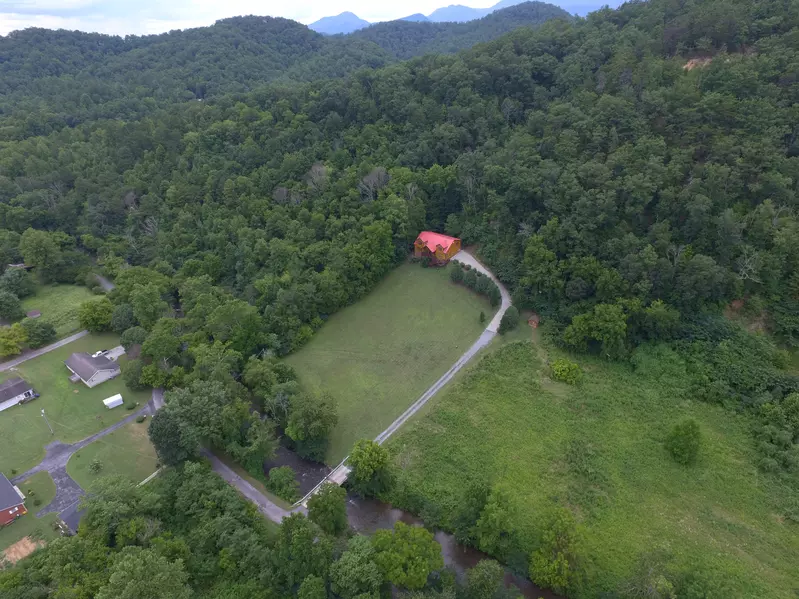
[452,250,512,333]
[297,250,512,507]
[0,331,89,372]
[11,391,162,530]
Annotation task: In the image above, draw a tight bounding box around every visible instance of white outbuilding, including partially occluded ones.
[103,394,124,409]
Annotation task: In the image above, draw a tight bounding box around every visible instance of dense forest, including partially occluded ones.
[0,464,508,599]
[350,2,571,59]
[0,2,568,140]
[1,0,799,594]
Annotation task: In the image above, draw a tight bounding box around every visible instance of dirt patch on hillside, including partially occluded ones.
[3,537,44,564]
[684,57,712,70]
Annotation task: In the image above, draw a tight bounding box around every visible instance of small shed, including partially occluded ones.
[103,394,123,409]
[26,310,41,319]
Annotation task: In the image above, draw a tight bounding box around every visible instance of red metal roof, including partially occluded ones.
[415,231,460,253]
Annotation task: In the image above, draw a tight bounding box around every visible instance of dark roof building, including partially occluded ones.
[0,473,26,525]
[65,353,121,388]
[0,377,34,403]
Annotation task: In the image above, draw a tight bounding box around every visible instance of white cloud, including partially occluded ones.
[0,0,507,36]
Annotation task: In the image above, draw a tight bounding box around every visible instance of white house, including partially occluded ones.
[0,377,37,413]
[65,352,121,388]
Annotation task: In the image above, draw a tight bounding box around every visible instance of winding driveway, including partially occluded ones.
[8,253,512,526]
[295,250,511,507]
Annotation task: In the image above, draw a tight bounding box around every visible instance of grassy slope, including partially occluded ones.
[21,284,95,338]
[0,471,59,552]
[67,418,159,490]
[285,262,494,463]
[387,339,799,597]
[0,333,151,475]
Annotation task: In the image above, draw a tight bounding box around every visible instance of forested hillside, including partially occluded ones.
[0,2,567,140]
[351,2,571,59]
[1,0,799,595]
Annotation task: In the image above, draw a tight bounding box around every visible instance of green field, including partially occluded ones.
[0,333,151,476]
[68,419,159,490]
[285,262,494,463]
[21,284,95,338]
[0,471,60,553]
[387,340,799,597]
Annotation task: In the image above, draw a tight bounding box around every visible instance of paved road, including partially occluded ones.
[295,250,512,507]
[204,451,305,521]
[94,274,115,292]
[0,330,89,372]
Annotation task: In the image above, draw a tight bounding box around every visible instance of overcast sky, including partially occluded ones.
[0,0,507,36]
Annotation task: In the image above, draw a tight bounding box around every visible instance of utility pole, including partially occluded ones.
[41,409,54,435]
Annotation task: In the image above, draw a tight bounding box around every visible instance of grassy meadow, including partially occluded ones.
[68,418,159,490]
[386,339,799,597]
[0,333,151,476]
[21,284,95,338]
[285,262,494,463]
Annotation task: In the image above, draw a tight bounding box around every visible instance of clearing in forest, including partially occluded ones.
[285,262,494,464]
[386,340,799,598]
[20,284,95,338]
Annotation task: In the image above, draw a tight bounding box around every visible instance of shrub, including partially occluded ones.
[266,466,299,502]
[464,269,478,289]
[111,303,137,333]
[0,290,24,322]
[88,458,103,474]
[551,359,582,385]
[122,358,147,391]
[0,268,34,298]
[136,415,146,423]
[125,401,138,410]
[450,265,464,284]
[488,285,501,307]
[120,326,148,351]
[21,318,56,349]
[10,469,16,475]
[421,256,431,268]
[498,306,520,334]
[479,311,486,324]
[665,419,701,465]
[33,498,41,506]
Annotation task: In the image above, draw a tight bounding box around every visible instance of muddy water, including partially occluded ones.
[346,496,562,599]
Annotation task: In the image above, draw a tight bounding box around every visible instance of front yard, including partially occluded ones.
[67,418,159,490]
[0,333,151,476]
[0,471,60,555]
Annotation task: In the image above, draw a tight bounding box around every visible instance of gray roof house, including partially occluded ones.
[0,377,36,413]
[65,353,121,388]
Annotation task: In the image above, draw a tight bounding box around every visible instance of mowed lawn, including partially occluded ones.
[285,262,494,463]
[0,471,60,553]
[0,333,151,476]
[387,341,799,597]
[21,284,95,338]
[68,418,159,490]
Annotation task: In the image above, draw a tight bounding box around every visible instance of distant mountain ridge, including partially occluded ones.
[351,2,571,59]
[308,11,371,35]
[309,0,542,34]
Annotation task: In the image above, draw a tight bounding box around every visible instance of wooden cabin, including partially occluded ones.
[414,232,461,265]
